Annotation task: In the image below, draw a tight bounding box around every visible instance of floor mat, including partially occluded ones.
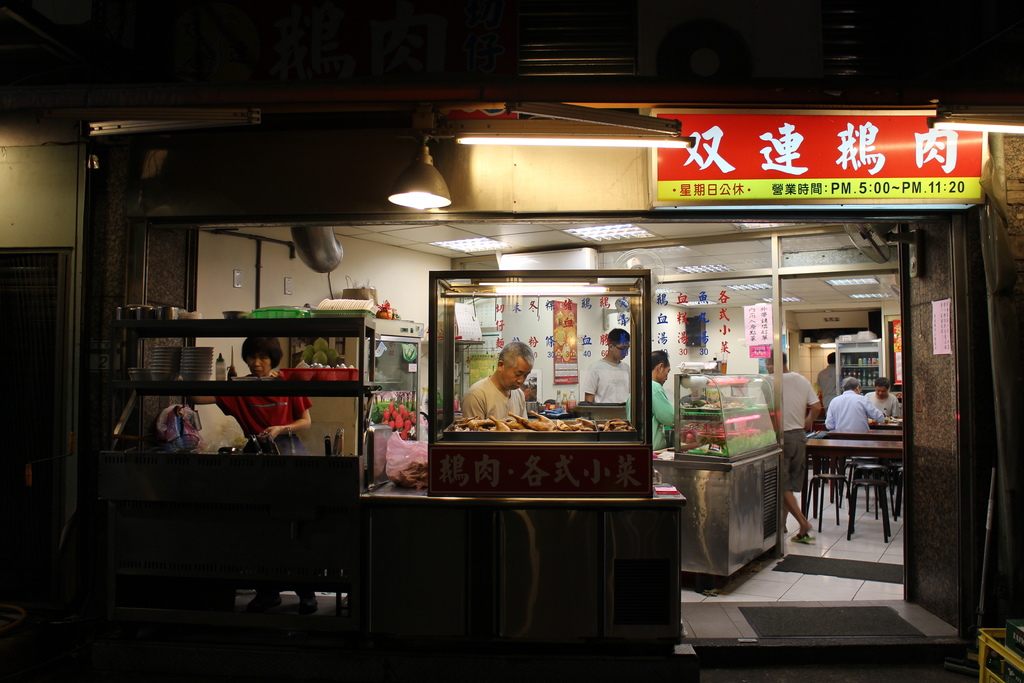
[739,605,924,637]
[772,554,904,584]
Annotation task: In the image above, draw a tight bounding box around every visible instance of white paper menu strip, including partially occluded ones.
[932,298,952,355]
[455,302,482,341]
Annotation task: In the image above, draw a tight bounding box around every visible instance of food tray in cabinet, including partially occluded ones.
[438,429,637,443]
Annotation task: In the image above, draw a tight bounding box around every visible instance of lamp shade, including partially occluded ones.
[388,143,452,209]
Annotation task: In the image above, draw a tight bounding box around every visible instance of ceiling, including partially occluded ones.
[334,220,900,312]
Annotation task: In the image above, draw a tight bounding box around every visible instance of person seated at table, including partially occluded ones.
[866,376,903,419]
[825,376,885,432]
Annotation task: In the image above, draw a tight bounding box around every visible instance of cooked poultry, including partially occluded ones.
[446,414,631,433]
[489,415,511,431]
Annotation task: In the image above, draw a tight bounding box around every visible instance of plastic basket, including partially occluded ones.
[279,368,316,381]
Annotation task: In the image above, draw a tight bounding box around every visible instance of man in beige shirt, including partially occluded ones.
[462,341,535,419]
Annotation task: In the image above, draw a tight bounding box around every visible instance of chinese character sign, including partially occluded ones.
[744,304,773,350]
[656,112,983,205]
[552,301,579,385]
[173,0,519,82]
[429,444,653,495]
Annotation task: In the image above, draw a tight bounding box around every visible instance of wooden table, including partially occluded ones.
[802,438,903,516]
[824,429,902,441]
[870,422,904,430]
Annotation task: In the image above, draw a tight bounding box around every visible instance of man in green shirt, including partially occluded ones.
[650,350,675,450]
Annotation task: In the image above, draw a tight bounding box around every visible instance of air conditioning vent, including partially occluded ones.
[519,0,636,76]
[764,462,779,541]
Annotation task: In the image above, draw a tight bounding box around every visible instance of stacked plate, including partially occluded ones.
[149,346,183,381]
[180,346,215,381]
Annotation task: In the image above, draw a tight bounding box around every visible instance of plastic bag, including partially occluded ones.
[384,432,428,488]
[155,404,205,451]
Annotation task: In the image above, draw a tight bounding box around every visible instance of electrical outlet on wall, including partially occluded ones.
[284,277,293,295]
[233,269,242,288]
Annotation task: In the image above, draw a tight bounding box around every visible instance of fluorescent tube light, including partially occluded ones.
[929,107,1024,134]
[457,136,692,148]
[761,297,803,302]
[849,292,892,299]
[85,108,261,136]
[494,285,607,296]
[508,102,682,134]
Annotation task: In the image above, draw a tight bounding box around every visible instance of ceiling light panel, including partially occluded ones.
[725,283,772,290]
[848,292,892,299]
[762,297,804,302]
[826,277,880,286]
[675,264,735,274]
[431,238,509,252]
[564,224,653,241]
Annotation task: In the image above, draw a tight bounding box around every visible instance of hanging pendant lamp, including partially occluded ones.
[388,138,452,210]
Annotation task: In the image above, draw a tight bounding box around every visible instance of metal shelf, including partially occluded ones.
[113,317,376,337]
[112,380,374,397]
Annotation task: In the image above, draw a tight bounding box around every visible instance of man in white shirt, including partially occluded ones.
[582,328,630,403]
[462,341,535,420]
[816,352,838,410]
[766,353,822,544]
[867,377,903,419]
[825,377,885,431]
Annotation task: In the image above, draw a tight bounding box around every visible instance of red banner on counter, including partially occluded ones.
[428,444,653,496]
[655,111,984,206]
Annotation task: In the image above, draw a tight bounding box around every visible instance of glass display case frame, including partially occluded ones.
[427,270,654,496]
[674,373,778,459]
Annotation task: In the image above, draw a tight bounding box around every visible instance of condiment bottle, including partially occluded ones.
[227,347,238,379]
[215,353,227,381]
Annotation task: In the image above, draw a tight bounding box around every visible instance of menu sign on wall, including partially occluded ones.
[655,111,984,206]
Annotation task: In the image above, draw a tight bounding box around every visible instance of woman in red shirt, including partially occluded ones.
[192,336,316,613]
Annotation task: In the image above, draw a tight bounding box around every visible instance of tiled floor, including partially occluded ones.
[681,493,959,639]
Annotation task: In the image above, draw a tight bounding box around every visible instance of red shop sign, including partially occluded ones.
[655,110,984,206]
[428,444,653,496]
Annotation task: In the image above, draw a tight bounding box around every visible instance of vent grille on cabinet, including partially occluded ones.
[613,558,671,625]
[763,462,779,540]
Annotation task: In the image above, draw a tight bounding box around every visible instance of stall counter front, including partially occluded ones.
[363,484,684,643]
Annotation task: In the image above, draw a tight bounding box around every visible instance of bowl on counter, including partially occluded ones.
[222,310,248,319]
[127,368,155,381]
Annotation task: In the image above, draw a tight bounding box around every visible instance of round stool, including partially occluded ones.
[849,463,888,513]
[808,472,847,532]
[848,477,891,542]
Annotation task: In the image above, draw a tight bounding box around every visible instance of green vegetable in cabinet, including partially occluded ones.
[312,351,329,365]
[313,337,329,353]
[401,343,418,362]
[301,345,316,364]
[325,348,340,364]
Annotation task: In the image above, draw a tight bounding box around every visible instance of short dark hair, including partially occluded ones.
[651,349,669,370]
[241,337,283,367]
[499,340,534,367]
[875,377,891,389]
[609,328,630,345]
[827,352,836,364]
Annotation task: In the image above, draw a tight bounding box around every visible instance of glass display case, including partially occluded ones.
[427,270,654,496]
[674,374,777,458]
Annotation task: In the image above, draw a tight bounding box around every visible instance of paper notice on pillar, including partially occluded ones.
[552,301,579,384]
[932,299,952,354]
[744,304,773,347]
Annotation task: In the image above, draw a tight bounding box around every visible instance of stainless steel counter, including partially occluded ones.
[654,447,780,577]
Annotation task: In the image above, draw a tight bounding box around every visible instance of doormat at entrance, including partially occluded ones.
[739,606,924,638]
[773,555,904,584]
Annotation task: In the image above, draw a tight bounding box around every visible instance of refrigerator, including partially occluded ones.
[835,338,883,388]
[371,319,426,440]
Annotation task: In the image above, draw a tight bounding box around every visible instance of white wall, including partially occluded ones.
[193,228,450,449]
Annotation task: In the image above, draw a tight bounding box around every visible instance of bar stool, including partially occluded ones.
[808,472,847,532]
[848,477,891,542]
[890,464,904,521]
[847,462,888,513]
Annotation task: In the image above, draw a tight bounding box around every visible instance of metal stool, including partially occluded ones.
[848,477,891,542]
[808,472,847,532]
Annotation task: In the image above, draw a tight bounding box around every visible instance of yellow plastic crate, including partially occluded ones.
[979,629,1024,683]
